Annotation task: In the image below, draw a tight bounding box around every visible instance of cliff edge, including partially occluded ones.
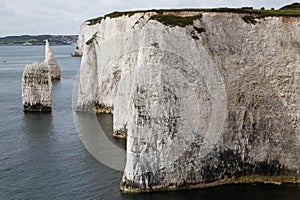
[76,8,300,192]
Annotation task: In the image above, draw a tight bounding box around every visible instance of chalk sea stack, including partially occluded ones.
[22,62,52,112]
[76,8,300,192]
[45,39,61,79]
[71,46,83,57]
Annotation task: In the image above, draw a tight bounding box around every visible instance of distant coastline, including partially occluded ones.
[0,35,78,46]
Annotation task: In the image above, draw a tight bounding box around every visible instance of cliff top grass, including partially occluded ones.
[86,16,104,25]
[86,4,300,26]
[149,14,203,27]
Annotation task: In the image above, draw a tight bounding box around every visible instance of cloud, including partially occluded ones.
[0,1,18,35]
[0,0,298,36]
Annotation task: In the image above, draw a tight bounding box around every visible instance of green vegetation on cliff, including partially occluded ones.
[149,14,202,27]
[105,11,137,19]
[242,15,257,25]
[86,16,104,26]
[86,3,300,26]
[245,8,300,17]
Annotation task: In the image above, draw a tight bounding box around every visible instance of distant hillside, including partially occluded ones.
[280,2,300,10]
[0,35,78,46]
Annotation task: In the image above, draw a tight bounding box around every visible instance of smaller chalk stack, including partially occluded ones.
[44,39,61,79]
[22,62,52,112]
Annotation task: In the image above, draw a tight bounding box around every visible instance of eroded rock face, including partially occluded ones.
[77,11,300,192]
[22,62,52,112]
[45,40,61,79]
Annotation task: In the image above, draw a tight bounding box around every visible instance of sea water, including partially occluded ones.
[0,46,299,200]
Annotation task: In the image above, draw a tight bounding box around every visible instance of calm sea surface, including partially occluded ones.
[0,46,299,200]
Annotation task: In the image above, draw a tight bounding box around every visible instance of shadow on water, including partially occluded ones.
[121,183,300,200]
[96,113,126,150]
[75,111,126,172]
[23,112,54,131]
[22,112,56,167]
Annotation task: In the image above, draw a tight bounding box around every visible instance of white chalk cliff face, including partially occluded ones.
[22,62,52,112]
[45,40,61,79]
[77,11,300,192]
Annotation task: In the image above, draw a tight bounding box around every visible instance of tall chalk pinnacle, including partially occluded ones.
[44,39,61,79]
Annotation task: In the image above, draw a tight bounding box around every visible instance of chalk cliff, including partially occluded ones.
[22,62,52,112]
[45,40,61,79]
[76,9,300,192]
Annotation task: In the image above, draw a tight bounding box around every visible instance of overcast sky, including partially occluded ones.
[0,0,297,36]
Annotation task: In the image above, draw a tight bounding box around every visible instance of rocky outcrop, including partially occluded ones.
[77,9,300,192]
[22,62,52,112]
[44,40,61,79]
[71,47,82,57]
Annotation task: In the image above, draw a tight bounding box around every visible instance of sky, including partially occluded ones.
[0,0,298,37]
